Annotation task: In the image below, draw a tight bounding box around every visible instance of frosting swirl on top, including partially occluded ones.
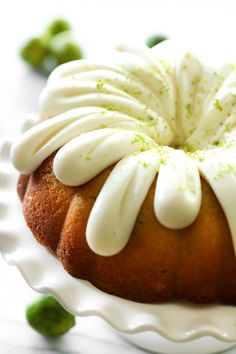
[11,42,236,256]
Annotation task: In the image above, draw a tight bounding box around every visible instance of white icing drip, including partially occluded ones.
[10,41,236,256]
[115,51,176,127]
[198,149,236,253]
[154,150,201,229]
[86,150,159,256]
[11,107,160,174]
[48,60,127,82]
[175,53,203,145]
[54,128,157,186]
[185,65,236,150]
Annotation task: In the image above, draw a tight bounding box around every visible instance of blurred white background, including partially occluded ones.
[1,0,236,353]
[2,0,236,136]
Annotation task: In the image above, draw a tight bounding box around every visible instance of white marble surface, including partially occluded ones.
[0,256,148,354]
[1,1,236,353]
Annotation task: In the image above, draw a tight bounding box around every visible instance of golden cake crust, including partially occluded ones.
[19,154,236,304]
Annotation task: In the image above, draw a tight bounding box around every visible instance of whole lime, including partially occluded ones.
[47,19,71,36]
[21,37,48,70]
[26,295,76,337]
[146,34,168,48]
[49,31,83,65]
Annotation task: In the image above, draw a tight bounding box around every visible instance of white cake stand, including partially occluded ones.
[1,129,236,354]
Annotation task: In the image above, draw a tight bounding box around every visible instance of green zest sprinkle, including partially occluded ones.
[131,133,156,151]
[213,138,234,149]
[231,94,236,107]
[182,143,195,153]
[214,99,223,112]
[191,75,201,86]
[215,163,235,179]
[160,156,168,164]
[97,80,105,89]
[185,103,192,115]
[103,105,116,111]
[187,150,205,162]
[159,60,172,75]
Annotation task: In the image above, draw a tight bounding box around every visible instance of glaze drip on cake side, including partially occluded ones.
[11,43,236,256]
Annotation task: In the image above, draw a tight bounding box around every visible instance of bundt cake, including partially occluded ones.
[11,42,236,304]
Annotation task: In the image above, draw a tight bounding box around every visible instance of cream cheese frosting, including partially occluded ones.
[10,41,236,256]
